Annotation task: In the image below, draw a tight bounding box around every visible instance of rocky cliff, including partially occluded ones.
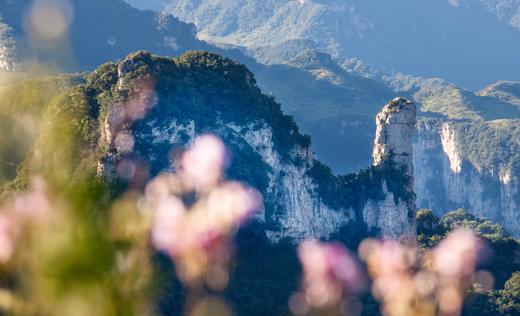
[365,97,417,239]
[93,51,416,241]
[414,119,520,237]
[0,18,16,72]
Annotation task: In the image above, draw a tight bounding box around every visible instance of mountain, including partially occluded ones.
[12,51,417,240]
[254,46,520,238]
[376,74,520,237]
[125,0,167,11]
[124,0,168,11]
[479,0,520,30]
[248,49,395,173]
[2,0,519,237]
[0,0,208,71]
[479,80,520,108]
[0,0,398,173]
[163,0,520,89]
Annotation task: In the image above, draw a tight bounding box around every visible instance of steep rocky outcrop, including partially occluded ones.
[94,51,416,241]
[0,18,16,72]
[414,119,520,237]
[373,98,416,178]
[365,97,417,239]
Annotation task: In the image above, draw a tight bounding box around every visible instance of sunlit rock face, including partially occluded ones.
[367,97,417,239]
[373,98,416,179]
[414,120,520,237]
[0,19,16,72]
[97,52,416,241]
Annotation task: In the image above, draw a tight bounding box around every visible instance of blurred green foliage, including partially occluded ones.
[454,120,520,177]
[0,74,84,193]
[417,208,520,316]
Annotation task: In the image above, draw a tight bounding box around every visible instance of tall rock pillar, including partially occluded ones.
[364,97,417,239]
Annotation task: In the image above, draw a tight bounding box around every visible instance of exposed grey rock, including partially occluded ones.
[0,17,16,72]
[414,119,520,237]
[373,97,416,179]
[98,54,418,242]
[368,97,417,239]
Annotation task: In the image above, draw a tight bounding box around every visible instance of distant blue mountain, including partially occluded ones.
[124,0,167,11]
[160,0,520,89]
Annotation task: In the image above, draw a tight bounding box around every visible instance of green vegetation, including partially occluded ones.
[417,208,520,288]
[416,208,520,316]
[479,81,520,109]
[308,155,412,216]
[453,120,520,176]
[0,74,84,190]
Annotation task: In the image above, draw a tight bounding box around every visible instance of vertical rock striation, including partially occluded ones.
[414,120,520,238]
[0,18,16,72]
[95,52,419,242]
[366,97,417,239]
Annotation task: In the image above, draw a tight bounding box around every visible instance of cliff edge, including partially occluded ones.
[363,97,417,239]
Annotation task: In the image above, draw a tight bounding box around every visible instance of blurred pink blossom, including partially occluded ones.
[182,134,226,191]
[0,215,14,263]
[124,79,158,121]
[0,176,50,264]
[433,228,482,277]
[205,182,261,227]
[151,196,186,255]
[148,134,261,284]
[363,240,416,277]
[12,176,50,219]
[150,182,260,259]
[298,240,363,308]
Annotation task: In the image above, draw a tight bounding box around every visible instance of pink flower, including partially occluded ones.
[151,196,186,256]
[13,176,50,219]
[205,182,262,227]
[150,182,261,258]
[365,240,415,277]
[0,215,14,263]
[147,134,262,284]
[433,228,482,277]
[182,135,227,191]
[298,240,363,307]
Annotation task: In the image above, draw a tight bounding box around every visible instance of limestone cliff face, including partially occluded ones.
[414,120,520,237]
[226,123,354,241]
[97,52,417,241]
[0,19,16,72]
[373,97,416,179]
[366,97,417,239]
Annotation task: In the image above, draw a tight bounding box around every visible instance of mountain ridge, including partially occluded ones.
[162,0,520,89]
[10,50,417,241]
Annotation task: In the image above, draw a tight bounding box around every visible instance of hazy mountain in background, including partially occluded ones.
[480,0,520,30]
[124,0,168,11]
[162,0,520,90]
[0,0,207,71]
[479,80,520,108]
